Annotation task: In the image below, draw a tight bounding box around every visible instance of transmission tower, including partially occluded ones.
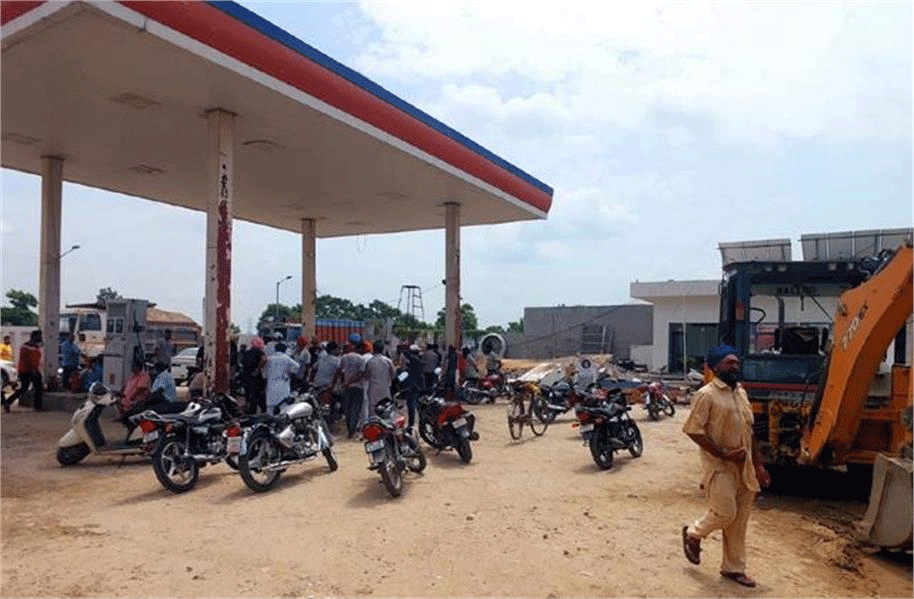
[397,285,425,322]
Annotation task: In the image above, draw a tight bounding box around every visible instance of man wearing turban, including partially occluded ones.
[680,345,771,588]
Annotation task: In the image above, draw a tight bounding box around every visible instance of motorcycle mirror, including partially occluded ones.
[434,367,442,375]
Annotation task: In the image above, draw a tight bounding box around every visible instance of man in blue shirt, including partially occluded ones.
[150,362,178,403]
[59,333,82,392]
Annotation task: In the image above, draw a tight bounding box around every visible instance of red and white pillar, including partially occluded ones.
[204,109,234,395]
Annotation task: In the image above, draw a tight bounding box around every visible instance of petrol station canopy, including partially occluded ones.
[1,1,553,237]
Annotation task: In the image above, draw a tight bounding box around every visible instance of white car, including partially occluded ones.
[170,347,200,384]
[1,359,17,393]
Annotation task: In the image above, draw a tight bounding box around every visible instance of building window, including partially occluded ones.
[669,323,718,373]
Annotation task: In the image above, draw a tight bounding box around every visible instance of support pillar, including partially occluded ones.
[39,156,63,388]
[204,110,234,395]
[301,218,317,341]
[444,202,461,350]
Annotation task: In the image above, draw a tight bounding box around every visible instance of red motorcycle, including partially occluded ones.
[638,380,675,421]
[462,371,511,404]
[417,392,478,463]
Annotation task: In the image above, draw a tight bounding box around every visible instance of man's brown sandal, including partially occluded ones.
[721,572,756,588]
[682,526,701,564]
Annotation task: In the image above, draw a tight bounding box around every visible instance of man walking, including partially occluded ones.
[4,330,44,412]
[681,345,770,588]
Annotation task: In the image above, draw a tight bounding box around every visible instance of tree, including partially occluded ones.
[1,289,37,326]
[507,318,524,333]
[435,303,478,332]
[229,322,241,336]
[258,303,297,324]
[96,287,121,304]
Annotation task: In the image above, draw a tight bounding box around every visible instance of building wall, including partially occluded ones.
[505,304,652,360]
[648,297,719,371]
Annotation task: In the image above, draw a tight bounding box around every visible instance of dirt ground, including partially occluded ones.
[1,400,911,598]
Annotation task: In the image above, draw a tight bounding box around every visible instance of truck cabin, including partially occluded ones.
[718,259,868,389]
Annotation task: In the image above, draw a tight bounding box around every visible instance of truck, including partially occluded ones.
[60,301,201,360]
[717,240,912,548]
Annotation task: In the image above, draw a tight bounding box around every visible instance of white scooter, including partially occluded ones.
[56,382,182,465]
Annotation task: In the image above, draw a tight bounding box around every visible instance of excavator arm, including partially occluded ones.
[800,242,913,465]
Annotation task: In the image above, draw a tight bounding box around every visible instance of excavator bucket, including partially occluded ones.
[857,453,913,549]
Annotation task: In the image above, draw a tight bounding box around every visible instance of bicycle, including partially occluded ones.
[506,381,549,440]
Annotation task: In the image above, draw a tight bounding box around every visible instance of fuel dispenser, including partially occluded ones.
[103,299,148,391]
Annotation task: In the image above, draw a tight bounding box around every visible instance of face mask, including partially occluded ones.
[717,369,742,387]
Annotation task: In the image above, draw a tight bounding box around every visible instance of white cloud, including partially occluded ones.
[355,1,911,143]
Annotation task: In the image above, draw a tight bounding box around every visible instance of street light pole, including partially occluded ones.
[275,275,292,322]
[58,244,80,259]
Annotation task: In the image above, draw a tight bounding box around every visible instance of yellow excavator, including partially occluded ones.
[718,240,912,549]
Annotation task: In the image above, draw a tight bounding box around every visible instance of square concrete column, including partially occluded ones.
[444,202,461,349]
[39,156,63,387]
[301,218,316,341]
[204,109,235,395]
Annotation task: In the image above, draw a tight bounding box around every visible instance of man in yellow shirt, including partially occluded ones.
[0,335,13,362]
[681,345,771,588]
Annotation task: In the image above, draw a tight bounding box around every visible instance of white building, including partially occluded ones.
[629,280,718,373]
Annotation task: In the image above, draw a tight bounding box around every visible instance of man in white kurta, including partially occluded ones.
[681,345,770,588]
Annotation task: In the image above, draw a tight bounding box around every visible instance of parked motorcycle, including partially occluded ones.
[229,393,337,492]
[362,398,426,497]
[574,388,643,470]
[417,391,479,463]
[639,380,675,421]
[137,394,243,493]
[310,384,343,429]
[462,370,511,404]
[56,382,183,465]
[537,378,592,424]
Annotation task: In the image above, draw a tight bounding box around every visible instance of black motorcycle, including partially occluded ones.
[574,389,643,470]
[140,394,243,493]
[362,398,426,497]
[417,391,478,463]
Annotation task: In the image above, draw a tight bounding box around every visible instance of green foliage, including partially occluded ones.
[258,303,301,324]
[96,287,121,304]
[229,322,241,336]
[507,318,524,333]
[435,303,478,332]
[6,289,37,311]
[2,289,38,326]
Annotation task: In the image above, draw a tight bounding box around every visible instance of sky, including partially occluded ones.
[1,1,911,333]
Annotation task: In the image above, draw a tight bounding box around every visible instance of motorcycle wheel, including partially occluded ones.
[238,430,282,493]
[404,435,427,473]
[627,422,644,458]
[225,455,240,470]
[507,401,523,440]
[152,435,199,493]
[647,404,660,421]
[663,397,675,417]
[455,435,473,463]
[322,446,338,472]
[464,388,483,405]
[380,447,403,498]
[528,396,549,436]
[418,420,444,449]
[56,442,91,466]
[589,431,614,470]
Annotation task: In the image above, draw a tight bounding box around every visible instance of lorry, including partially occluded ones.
[717,241,912,548]
[60,302,201,361]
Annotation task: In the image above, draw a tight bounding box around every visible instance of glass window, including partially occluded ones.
[81,313,102,331]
